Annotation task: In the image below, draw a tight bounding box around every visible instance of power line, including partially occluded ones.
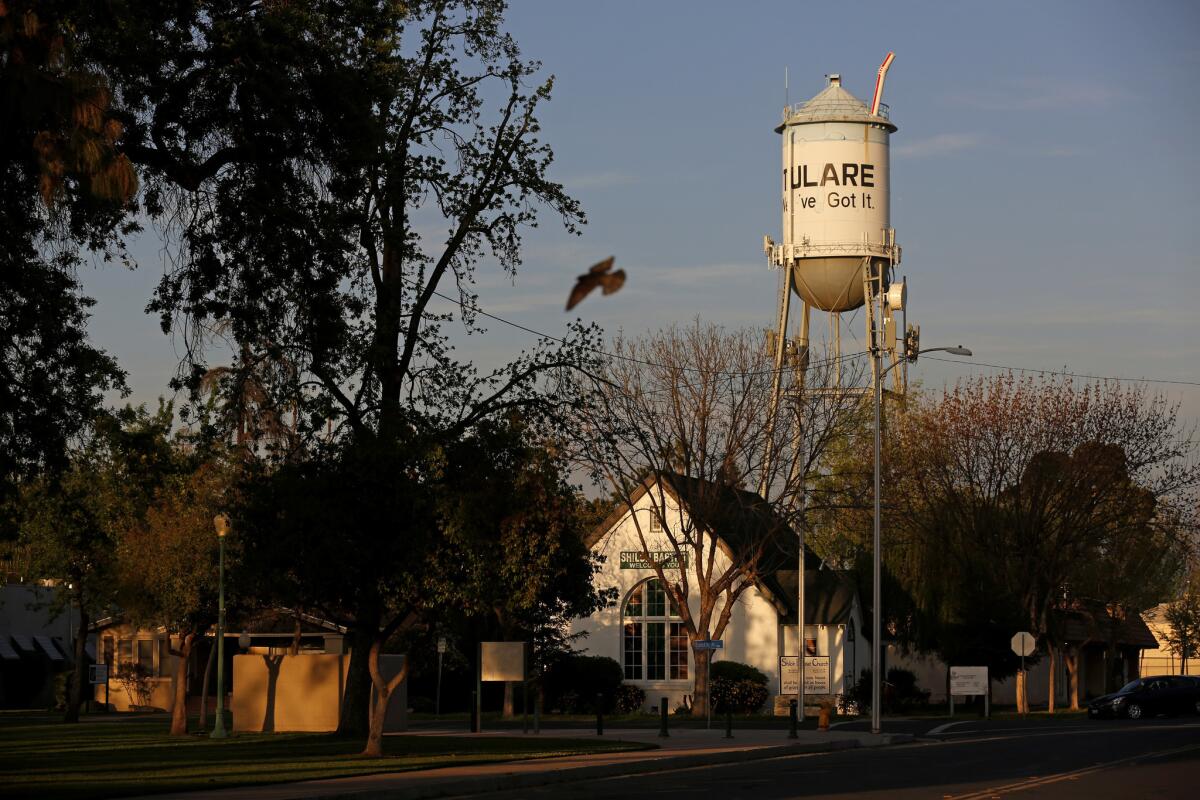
[422,281,868,379]
[923,356,1200,389]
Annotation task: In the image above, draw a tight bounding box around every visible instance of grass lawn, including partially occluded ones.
[0,712,653,800]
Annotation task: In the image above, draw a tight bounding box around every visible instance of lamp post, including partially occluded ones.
[870,344,971,735]
[211,513,230,739]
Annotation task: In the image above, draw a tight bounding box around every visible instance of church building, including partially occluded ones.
[571,474,866,713]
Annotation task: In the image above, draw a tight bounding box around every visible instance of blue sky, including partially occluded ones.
[80,0,1200,422]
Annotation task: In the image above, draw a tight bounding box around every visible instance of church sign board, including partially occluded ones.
[780,655,831,695]
[620,550,688,570]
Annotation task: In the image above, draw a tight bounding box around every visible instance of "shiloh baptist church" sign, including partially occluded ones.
[620,550,689,570]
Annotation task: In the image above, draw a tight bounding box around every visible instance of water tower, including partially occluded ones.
[762,56,909,440]
[760,57,913,480]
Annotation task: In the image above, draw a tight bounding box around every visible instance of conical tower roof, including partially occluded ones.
[778,74,896,132]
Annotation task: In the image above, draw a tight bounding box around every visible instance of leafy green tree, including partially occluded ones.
[116,450,236,735]
[1,1,130,512]
[887,376,1198,712]
[19,406,176,723]
[84,0,596,750]
[434,419,615,717]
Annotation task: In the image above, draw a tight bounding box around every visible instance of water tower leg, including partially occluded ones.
[759,263,794,497]
[862,259,878,387]
[830,311,840,389]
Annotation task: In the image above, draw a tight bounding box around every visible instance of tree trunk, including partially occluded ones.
[64,593,88,723]
[338,610,379,737]
[198,636,216,730]
[692,649,710,717]
[361,633,408,757]
[1046,642,1056,714]
[1065,646,1081,710]
[503,681,515,719]
[170,633,195,736]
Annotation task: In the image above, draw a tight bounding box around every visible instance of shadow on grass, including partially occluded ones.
[0,712,652,800]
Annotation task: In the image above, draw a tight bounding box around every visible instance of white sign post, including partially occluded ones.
[1011,631,1036,717]
[948,666,989,719]
[476,642,526,733]
[435,637,447,717]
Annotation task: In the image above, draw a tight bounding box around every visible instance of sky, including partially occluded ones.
[78,0,1200,425]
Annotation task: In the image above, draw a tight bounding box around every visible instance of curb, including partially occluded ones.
[308,734,915,800]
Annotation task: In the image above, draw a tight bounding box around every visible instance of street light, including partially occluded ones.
[211,513,231,739]
[870,345,971,735]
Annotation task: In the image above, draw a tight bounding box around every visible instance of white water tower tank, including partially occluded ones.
[772,73,898,312]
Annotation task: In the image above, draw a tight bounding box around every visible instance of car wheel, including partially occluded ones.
[1126,703,1143,720]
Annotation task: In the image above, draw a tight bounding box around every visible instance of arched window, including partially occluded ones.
[622,579,688,681]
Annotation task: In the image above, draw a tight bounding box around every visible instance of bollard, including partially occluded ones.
[596,692,604,736]
[659,697,669,738]
[724,710,733,739]
[788,699,798,739]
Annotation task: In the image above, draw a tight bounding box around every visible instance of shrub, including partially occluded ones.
[711,660,768,684]
[709,659,769,714]
[114,662,154,708]
[544,654,623,713]
[849,668,930,714]
[614,683,646,714]
[885,667,930,710]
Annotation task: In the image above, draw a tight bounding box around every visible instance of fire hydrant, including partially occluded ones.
[817,701,833,731]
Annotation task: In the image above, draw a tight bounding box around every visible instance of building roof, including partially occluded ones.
[90,607,347,636]
[588,472,830,616]
[773,569,858,626]
[589,472,820,568]
[1062,607,1159,650]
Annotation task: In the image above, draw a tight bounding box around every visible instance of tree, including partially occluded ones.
[19,405,176,723]
[572,322,866,716]
[1,0,130,511]
[886,376,1198,712]
[434,418,615,717]
[116,448,235,736]
[81,0,598,751]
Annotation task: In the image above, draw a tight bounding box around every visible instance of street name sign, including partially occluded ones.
[1011,631,1036,657]
[693,639,724,651]
[949,666,988,695]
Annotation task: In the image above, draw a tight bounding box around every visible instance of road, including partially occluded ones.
[467,717,1200,799]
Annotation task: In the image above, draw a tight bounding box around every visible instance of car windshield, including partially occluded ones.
[1118,679,1142,694]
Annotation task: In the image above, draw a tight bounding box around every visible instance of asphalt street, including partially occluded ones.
[464,717,1200,799]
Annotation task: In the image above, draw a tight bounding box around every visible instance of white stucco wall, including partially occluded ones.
[570,489,782,712]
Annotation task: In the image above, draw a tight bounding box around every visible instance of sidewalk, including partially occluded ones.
[137,726,913,800]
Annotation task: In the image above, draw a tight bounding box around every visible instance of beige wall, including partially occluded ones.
[1141,614,1200,676]
[232,653,407,732]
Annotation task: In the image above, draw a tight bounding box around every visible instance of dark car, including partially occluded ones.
[1087,675,1200,719]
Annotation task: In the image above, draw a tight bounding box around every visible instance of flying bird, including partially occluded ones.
[566,256,625,311]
